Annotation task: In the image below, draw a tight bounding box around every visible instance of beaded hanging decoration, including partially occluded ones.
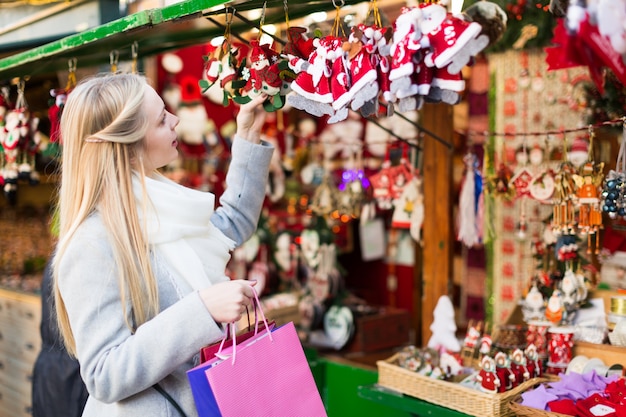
[602,119,626,220]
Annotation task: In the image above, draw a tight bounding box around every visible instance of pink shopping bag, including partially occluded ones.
[205,321,327,417]
[188,289,275,417]
[187,325,274,417]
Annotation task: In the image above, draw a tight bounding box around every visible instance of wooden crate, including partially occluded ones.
[345,307,410,353]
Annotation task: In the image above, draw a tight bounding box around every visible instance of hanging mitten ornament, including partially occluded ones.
[389,7,422,89]
[427,66,465,105]
[345,25,380,114]
[288,36,341,117]
[419,3,489,75]
[328,48,351,123]
[374,26,394,107]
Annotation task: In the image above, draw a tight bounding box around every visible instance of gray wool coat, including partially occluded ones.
[57,137,274,417]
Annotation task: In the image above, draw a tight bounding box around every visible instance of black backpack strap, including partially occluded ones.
[153,383,189,417]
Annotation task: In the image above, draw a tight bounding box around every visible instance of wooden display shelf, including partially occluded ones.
[572,340,626,367]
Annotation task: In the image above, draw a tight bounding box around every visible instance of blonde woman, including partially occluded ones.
[52,73,273,417]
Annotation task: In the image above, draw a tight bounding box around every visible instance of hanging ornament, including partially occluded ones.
[287,0,347,120]
[567,134,589,168]
[389,6,424,112]
[235,37,285,109]
[337,150,369,218]
[602,119,626,220]
[572,126,604,254]
[392,173,424,238]
[199,9,246,106]
[529,136,556,202]
[0,79,39,204]
[419,2,489,75]
[48,58,76,149]
[309,169,340,218]
[486,159,515,201]
[0,85,12,193]
[370,142,414,211]
[457,152,482,247]
[509,166,533,199]
[545,1,626,95]
[551,135,579,235]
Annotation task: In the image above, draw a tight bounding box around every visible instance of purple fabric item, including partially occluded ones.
[521,384,559,410]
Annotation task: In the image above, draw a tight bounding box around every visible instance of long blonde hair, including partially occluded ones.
[53,73,159,356]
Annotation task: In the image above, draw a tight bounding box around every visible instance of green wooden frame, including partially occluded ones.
[0,0,364,81]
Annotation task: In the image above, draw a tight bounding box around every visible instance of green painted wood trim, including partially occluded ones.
[0,10,153,73]
[0,0,368,81]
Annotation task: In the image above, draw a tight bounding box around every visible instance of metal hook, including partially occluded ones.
[68,58,77,73]
[110,50,119,73]
[131,42,139,73]
[259,1,267,28]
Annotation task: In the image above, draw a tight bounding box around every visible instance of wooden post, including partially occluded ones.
[418,102,454,346]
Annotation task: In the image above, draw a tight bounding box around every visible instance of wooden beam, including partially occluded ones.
[419,102,454,346]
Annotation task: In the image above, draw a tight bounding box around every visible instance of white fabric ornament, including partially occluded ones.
[457,154,480,247]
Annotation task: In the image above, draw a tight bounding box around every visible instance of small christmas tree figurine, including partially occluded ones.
[427,295,461,353]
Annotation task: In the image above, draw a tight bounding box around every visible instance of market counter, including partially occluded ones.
[357,384,471,417]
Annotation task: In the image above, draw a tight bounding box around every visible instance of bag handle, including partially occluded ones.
[218,287,273,365]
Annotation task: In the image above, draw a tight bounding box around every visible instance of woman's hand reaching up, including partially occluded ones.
[235,93,268,143]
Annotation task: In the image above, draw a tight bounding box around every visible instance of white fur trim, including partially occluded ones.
[291,80,333,103]
[433,21,482,68]
[431,76,465,92]
[335,68,378,109]
[390,63,415,81]
[417,83,431,95]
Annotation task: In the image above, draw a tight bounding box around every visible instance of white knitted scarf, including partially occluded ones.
[133,175,235,291]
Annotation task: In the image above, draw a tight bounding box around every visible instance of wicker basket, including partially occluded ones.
[377,353,545,417]
[508,395,570,417]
